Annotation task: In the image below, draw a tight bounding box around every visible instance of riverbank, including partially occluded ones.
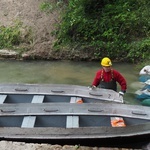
[0,140,148,150]
[0,48,97,61]
[0,0,98,61]
[0,0,58,60]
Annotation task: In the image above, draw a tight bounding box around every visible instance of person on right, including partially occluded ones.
[91,57,127,96]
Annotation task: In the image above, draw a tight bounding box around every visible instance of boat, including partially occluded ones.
[135,68,150,106]
[135,88,150,100]
[139,75,150,82]
[0,83,149,148]
[142,98,150,106]
[0,83,123,104]
[139,65,150,82]
[135,79,150,101]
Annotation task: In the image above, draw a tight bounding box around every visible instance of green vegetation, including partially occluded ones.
[40,1,64,14]
[41,0,150,63]
[0,20,33,54]
[0,0,149,63]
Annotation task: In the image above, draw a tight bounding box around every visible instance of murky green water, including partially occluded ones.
[0,60,143,105]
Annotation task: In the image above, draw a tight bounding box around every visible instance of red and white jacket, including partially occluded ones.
[92,69,127,92]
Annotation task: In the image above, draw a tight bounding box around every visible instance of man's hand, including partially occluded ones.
[119,91,124,96]
[88,85,96,90]
[91,85,96,89]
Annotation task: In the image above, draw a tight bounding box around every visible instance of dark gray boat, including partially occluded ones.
[0,83,149,148]
[0,83,123,103]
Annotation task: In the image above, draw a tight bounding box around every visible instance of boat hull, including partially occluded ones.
[142,98,150,106]
[0,83,123,103]
[0,125,150,148]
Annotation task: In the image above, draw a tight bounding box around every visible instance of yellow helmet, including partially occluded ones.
[101,57,112,66]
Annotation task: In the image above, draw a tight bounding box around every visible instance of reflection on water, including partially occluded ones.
[0,60,142,104]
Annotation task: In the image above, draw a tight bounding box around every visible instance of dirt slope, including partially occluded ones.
[0,0,59,58]
[0,0,96,60]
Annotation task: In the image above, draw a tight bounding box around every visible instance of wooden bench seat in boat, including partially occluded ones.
[22,95,44,128]
[0,95,7,104]
[66,97,83,128]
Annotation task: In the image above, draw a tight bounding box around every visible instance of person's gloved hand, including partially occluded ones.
[88,85,96,90]
[119,90,126,96]
[91,85,96,89]
[119,91,124,96]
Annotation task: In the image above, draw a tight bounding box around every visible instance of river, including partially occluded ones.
[0,59,143,105]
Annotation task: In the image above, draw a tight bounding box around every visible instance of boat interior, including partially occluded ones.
[0,114,149,128]
[0,92,149,128]
[0,94,118,103]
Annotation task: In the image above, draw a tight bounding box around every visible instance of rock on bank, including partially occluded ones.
[0,141,145,150]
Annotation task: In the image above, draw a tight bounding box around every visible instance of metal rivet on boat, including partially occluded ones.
[88,108,103,112]
[51,90,64,93]
[15,88,28,91]
[89,91,103,96]
[0,109,15,113]
[132,110,147,115]
[44,109,58,112]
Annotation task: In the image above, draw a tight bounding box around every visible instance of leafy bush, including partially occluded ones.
[39,0,150,62]
[40,1,66,14]
[127,38,150,63]
[0,21,33,52]
[53,0,150,62]
[0,22,21,49]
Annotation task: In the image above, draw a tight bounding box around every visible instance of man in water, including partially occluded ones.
[91,57,127,96]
